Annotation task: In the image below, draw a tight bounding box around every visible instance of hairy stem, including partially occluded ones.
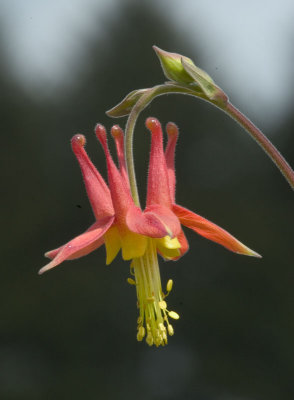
[123,81,294,194]
[124,90,156,207]
[224,102,294,190]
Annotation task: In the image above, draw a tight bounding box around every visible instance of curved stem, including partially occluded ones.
[224,102,294,190]
[124,89,156,207]
[124,82,294,196]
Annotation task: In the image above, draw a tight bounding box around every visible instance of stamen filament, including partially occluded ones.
[132,239,179,346]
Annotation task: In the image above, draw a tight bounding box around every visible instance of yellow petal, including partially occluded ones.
[121,230,147,260]
[156,236,181,259]
[104,226,121,265]
[157,235,181,249]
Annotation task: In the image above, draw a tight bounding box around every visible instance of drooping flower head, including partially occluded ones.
[40,118,260,346]
[39,123,179,274]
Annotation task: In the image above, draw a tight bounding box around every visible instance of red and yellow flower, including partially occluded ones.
[40,118,260,346]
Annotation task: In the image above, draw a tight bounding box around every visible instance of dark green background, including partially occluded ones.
[1,2,294,399]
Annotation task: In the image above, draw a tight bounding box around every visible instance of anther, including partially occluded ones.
[139,326,145,337]
[158,323,166,332]
[168,324,174,336]
[137,332,143,341]
[127,278,136,285]
[168,311,180,320]
[136,326,145,342]
[162,331,168,343]
[159,300,167,310]
[166,279,173,292]
[146,334,154,346]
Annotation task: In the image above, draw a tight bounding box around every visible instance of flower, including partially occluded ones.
[40,118,260,346]
[39,125,179,275]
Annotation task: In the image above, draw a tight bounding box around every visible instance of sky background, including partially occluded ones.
[1,1,294,400]
[2,0,294,128]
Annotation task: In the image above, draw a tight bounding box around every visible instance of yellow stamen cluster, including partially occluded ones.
[128,239,179,347]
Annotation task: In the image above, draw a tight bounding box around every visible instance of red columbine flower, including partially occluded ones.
[39,126,179,275]
[40,118,260,347]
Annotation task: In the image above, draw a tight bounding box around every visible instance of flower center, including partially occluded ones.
[129,239,179,346]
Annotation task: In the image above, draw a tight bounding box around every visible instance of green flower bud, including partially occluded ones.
[153,45,228,105]
[153,45,196,84]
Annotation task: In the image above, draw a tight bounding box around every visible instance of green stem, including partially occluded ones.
[124,89,156,207]
[224,101,294,190]
[124,82,294,194]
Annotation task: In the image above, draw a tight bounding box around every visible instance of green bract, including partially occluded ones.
[107,88,149,118]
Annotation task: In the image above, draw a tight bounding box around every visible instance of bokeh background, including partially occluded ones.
[1,1,294,399]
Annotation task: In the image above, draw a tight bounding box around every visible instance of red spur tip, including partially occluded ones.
[111,125,124,139]
[71,134,86,148]
[166,122,179,137]
[145,117,161,131]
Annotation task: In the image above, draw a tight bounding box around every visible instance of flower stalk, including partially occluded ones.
[224,102,294,189]
[108,46,294,190]
[124,88,156,207]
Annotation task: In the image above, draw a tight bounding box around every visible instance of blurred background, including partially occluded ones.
[1,0,294,399]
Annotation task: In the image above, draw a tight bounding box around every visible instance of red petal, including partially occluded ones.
[173,204,261,257]
[165,122,179,203]
[45,247,62,260]
[144,204,181,238]
[39,216,114,274]
[71,135,114,219]
[96,124,134,223]
[146,118,172,208]
[126,204,167,238]
[176,229,189,258]
[111,125,130,189]
[45,236,105,261]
